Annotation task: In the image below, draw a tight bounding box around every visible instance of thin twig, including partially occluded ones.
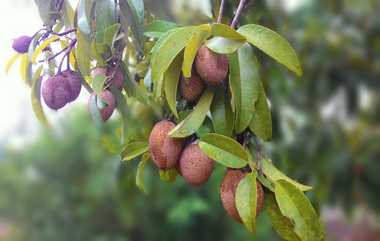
[216,0,226,24]
[230,0,247,29]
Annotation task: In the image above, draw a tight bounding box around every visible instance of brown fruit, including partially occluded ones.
[195,45,228,85]
[180,70,205,102]
[179,143,214,186]
[149,120,184,169]
[88,90,116,122]
[220,169,265,223]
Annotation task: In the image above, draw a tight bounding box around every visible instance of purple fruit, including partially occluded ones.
[60,70,82,101]
[91,66,124,90]
[42,75,71,110]
[89,90,116,121]
[12,35,33,53]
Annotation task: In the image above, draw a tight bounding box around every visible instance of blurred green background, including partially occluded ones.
[1,0,380,240]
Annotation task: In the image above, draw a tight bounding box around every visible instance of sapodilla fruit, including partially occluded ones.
[60,70,82,101]
[91,66,124,90]
[180,70,205,102]
[179,143,214,186]
[12,35,32,53]
[42,75,72,110]
[149,120,184,169]
[220,169,264,223]
[89,90,116,121]
[195,45,228,85]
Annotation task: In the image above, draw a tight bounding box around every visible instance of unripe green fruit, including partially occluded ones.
[180,70,205,102]
[179,143,214,186]
[195,45,228,85]
[149,120,184,169]
[220,169,264,223]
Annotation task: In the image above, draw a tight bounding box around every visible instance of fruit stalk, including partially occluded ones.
[230,0,248,29]
[216,0,226,24]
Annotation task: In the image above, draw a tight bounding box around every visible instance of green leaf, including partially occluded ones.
[136,153,150,193]
[198,133,248,168]
[121,141,149,161]
[61,0,75,28]
[104,23,121,47]
[274,180,325,241]
[211,23,246,40]
[159,168,178,182]
[88,93,103,126]
[182,24,211,78]
[119,0,144,54]
[76,0,95,36]
[31,65,50,128]
[210,86,233,137]
[262,159,312,192]
[238,24,303,76]
[144,20,178,38]
[92,74,107,96]
[19,54,32,84]
[266,193,302,241]
[75,30,91,77]
[196,116,214,138]
[239,44,261,132]
[31,36,59,64]
[164,54,182,118]
[151,26,195,83]
[169,89,214,138]
[249,83,272,140]
[94,0,116,33]
[235,172,257,233]
[206,37,245,54]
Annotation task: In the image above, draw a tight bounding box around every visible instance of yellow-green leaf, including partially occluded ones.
[164,53,182,118]
[274,180,325,241]
[182,24,211,78]
[169,89,214,138]
[121,141,149,161]
[31,65,50,128]
[206,37,245,54]
[151,26,195,83]
[199,133,248,168]
[266,193,302,241]
[19,54,30,82]
[262,159,312,191]
[159,168,178,182]
[136,153,150,194]
[236,172,257,233]
[238,24,303,76]
[5,53,21,73]
[31,36,59,63]
[211,23,246,40]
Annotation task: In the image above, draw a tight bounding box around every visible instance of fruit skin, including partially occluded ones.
[91,66,124,90]
[149,120,184,169]
[179,143,214,186]
[195,45,228,85]
[12,35,32,53]
[179,70,205,102]
[42,75,72,110]
[220,169,265,223]
[92,90,116,121]
[60,70,82,101]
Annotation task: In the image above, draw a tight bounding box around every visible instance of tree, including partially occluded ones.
[5,0,328,240]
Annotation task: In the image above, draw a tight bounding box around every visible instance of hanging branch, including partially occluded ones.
[217,0,226,23]
[230,0,248,29]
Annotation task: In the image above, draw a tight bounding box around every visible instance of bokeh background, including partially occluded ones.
[1,0,380,240]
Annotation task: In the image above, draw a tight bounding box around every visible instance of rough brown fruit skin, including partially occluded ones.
[180,70,205,102]
[220,169,265,223]
[195,45,228,85]
[149,120,184,169]
[179,143,214,186]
